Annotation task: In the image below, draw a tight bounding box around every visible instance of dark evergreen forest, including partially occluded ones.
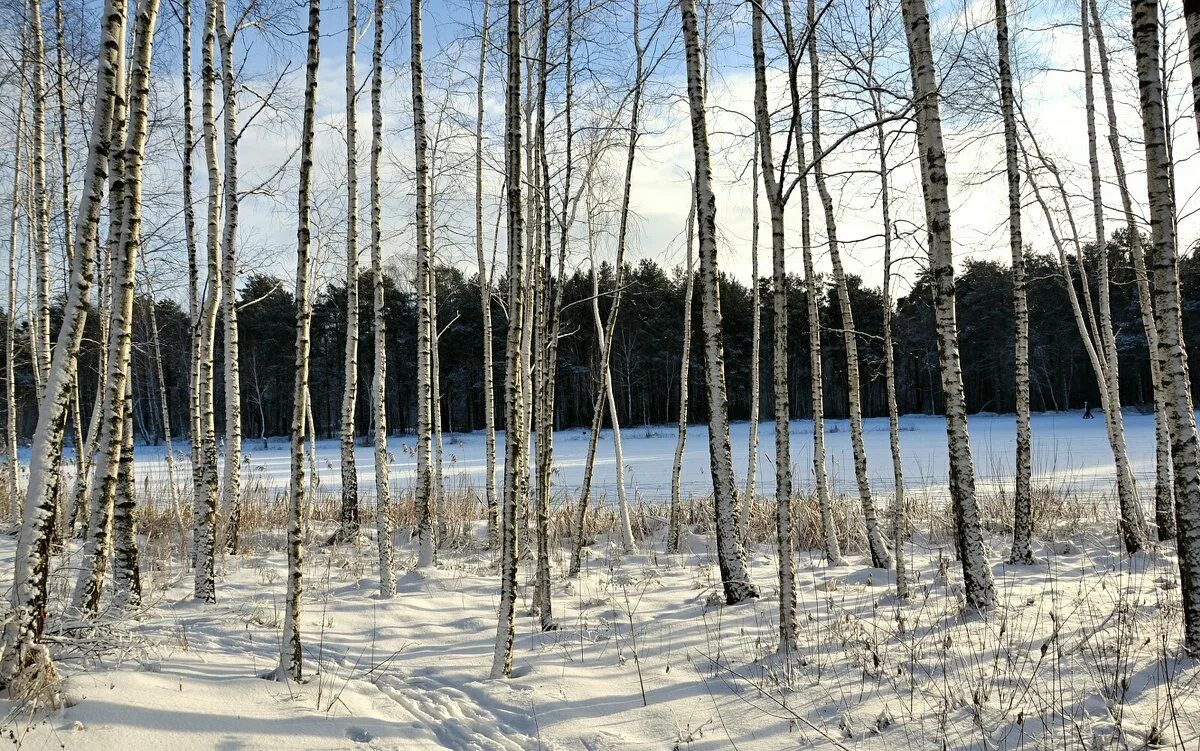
[19,230,1196,444]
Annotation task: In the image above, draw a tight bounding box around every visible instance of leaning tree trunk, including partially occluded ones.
[193,0,223,604]
[1130,0,1200,653]
[0,0,128,693]
[666,194,696,555]
[412,0,436,570]
[750,0,797,649]
[1091,0,1173,539]
[810,0,890,569]
[995,0,1035,564]
[370,0,393,599]
[218,1,244,556]
[680,0,758,605]
[900,0,995,610]
[279,0,320,683]
[491,0,527,679]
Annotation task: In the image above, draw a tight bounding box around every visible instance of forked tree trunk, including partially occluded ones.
[1090,0,1173,539]
[193,0,223,604]
[412,0,436,569]
[995,0,1034,564]
[809,0,890,569]
[680,0,758,605]
[337,0,362,545]
[1130,0,1200,653]
[0,0,127,692]
[900,0,995,610]
[218,1,244,555]
[279,0,321,682]
[370,0,394,598]
[491,0,527,679]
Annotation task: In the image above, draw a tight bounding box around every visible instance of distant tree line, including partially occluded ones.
[4,229,1193,445]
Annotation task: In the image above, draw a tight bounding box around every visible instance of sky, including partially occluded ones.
[111,0,1200,302]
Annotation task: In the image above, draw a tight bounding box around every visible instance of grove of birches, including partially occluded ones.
[0,0,1199,743]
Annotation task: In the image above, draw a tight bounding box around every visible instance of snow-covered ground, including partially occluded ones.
[5,408,1195,749]
[121,409,1163,504]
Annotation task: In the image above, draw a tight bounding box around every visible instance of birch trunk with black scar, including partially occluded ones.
[1022,132,1147,553]
[193,0,223,604]
[70,259,107,535]
[809,0,889,569]
[412,0,436,570]
[742,141,760,548]
[370,0,393,598]
[1090,0,1173,538]
[218,1,244,555]
[5,72,24,510]
[1082,0,1148,553]
[491,0,525,678]
[336,0,361,545]
[680,0,758,604]
[0,0,126,692]
[900,0,995,610]
[279,0,320,682]
[666,193,695,555]
[112,374,140,607]
[750,0,795,646]
[144,273,185,556]
[475,0,498,550]
[76,0,161,615]
[30,0,52,400]
[995,0,1034,565]
[1129,0,1200,653]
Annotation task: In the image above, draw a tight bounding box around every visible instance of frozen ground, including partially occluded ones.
[113,408,1166,504]
[4,408,1196,750]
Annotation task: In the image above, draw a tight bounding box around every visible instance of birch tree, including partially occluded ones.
[491,0,527,678]
[193,0,224,603]
[809,0,890,569]
[474,0,498,550]
[900,0,994,610]
[412,0,436,570]
[666,192,695,555]
[680,0,758,605]
[1,0,128,692]
[995,0,1034,564]
[337,0,362,545]
[218,0,244,555]
[5,65,24,509]
[280,0,321,682]
[370,0,393,597]
[1129,0,1200,652]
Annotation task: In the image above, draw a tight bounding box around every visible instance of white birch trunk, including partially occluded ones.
[337,0,361,544]
[666,194,696,555]
[474,0,498,551]
[743,141,761,548]
[279,0,321,682]
[900,0,995,610]
[680,0,758,604]
[1,0,127,691]
[370,0,393,597]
